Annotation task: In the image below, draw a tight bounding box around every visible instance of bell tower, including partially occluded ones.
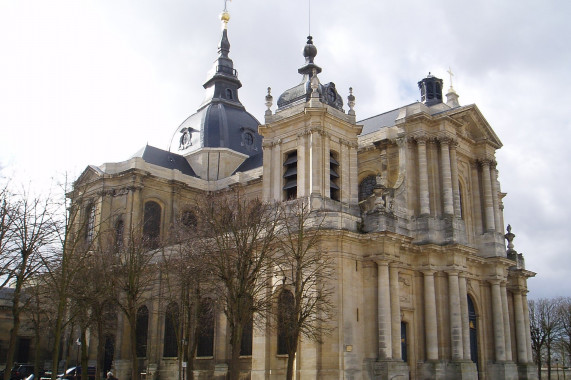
[259,37,362,226]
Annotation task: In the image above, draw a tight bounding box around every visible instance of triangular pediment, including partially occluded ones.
[74,165,104,187]
[448,105,502,148]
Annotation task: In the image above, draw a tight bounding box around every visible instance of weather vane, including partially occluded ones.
[224,0,231,12]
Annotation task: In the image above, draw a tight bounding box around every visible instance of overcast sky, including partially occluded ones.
[1,1,569,299]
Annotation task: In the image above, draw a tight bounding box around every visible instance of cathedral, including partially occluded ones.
[70,6,537,380]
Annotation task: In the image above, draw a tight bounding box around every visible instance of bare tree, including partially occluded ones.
[70,244,116,380]
[558,297,571,375]
[107,225,160,380]
[3,189,57,380]
[192,191,280,380]
[160,213,214,380]
[530,298,562,380]
[0,183,17,288]
[274,199,335,380]
[40,178,102,380]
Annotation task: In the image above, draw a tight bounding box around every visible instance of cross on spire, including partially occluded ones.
[447,66,455,90]
[223,0,231,12]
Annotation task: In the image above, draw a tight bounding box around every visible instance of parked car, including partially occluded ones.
[11,365,35,380]
[56,367,95,380]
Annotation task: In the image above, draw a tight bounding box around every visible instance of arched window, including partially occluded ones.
[143,201,161,249]
[196,298,214,357]
[163,302,179,357]
[226,88,233,100]
[358,175,377,201]
[114,219,124,250]
[136,306,149,357]
[85,204,96,243]
[277,290,295,355]
[467,295,478,366]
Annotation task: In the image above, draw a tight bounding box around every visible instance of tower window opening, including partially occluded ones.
[283,150,298,200]
[226,88,233,100]
[330,151,340,201]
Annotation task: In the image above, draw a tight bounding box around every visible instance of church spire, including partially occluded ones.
[200,3,243,107]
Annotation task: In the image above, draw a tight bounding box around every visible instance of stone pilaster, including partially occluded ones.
[272,141,282,201]
[324,133,331,198]
[459,274,471,361]
[310,129,322,196]
[297,134,307,198]
[423,270,438,361]
[261,141,272,202]
[377,261,392,359]
[447,270,463,360]
[439,137,454,215]
[389,265,401,360]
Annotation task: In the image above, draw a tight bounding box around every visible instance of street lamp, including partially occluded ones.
[556,358,560,380]
[75,338,81,368]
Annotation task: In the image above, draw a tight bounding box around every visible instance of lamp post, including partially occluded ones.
[75,338,81,368]
[556,358,560,380]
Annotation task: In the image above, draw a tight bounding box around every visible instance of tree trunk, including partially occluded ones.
[129,312,139,380]
[80,328,88,380]
[228,323,243,380]
[5,270,25,380]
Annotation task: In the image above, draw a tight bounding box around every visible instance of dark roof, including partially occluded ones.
[132,145,197,177]
[233,152,263,174]
[358,107,404,136]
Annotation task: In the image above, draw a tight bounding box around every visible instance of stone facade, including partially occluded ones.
[69,10,537,380]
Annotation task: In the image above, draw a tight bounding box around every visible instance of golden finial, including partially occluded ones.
[220,0,231,29]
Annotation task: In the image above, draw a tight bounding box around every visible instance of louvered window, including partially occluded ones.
[330,151,340,201]
[283,151,297,200]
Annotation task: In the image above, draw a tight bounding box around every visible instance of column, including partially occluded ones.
[513,290,528,363]
[449,141,462,218]
[500,282,513,361]
[390,265,401,360]
[448,271,463,360]
[480,160,496,232]
[348,144,359,205]
[423,271,438,360]
[490,280,506,361]
[490,163,502,233]
[340,142,350,203]
[470,163,483,235]
[377,261,392,359]
[459,274,471,360]
[440,138,454,215]
[261,141,272,201]
[522,292,533,363]
[417,137,430,215]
